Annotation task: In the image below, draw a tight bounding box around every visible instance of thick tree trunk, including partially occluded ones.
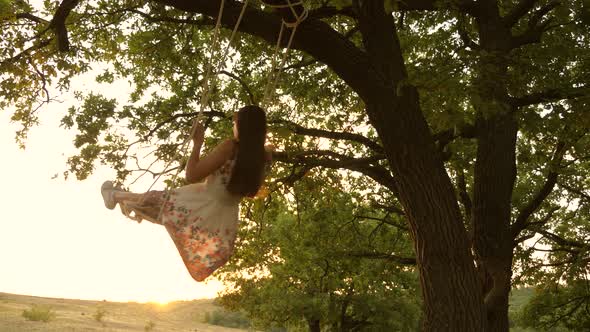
[472,3,519,331]
[355,2,486,330]
[367,90,486,331]
[473,112,516,332]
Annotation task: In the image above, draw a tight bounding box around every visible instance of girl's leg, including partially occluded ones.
[102,181,165,224]
[113,191,144,204]
[116,191,166,225]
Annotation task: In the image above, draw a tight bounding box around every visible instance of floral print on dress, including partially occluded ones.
[121,155,241,282]
[158,157,239,282]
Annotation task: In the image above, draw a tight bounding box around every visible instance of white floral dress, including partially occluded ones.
[126,157,240,282]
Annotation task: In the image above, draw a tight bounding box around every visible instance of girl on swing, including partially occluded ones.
[100,105,271,282]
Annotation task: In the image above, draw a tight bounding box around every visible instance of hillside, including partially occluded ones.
[0,292,248,332]
[0,288,543,331]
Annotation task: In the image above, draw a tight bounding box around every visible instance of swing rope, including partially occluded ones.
[120,0,249,222]
[262,0,308,107]
[201,0,251,109]
[119,0,307,222]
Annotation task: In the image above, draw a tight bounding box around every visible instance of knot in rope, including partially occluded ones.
[264,0,308,28]
[261,0,308,107]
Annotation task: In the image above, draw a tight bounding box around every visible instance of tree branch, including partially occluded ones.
[558,183,590,202]
[503,0,540,27]
[126,8,214,25]
[219,70,255,104]
[272,150,398,193]
[544,296,588,329]
[432,123,477,149]
[389,0,478,14]
[275,164,312,187]
[307,5,356,20]
[534,256,590,267]
[27,57,50,103]
[509,19,553,48]
[282,58,317,71]
[343,25,360,39]
[513,206,559,244]
[270,119,384,153]
[509,1,560,49]
[511,139,567,237]
[538,229,587,249]
[0,39,52,67]
[457,168,472,222]
[355,214,408,231]
[529,1,561,26]
[49,0,81,52]
[370,201,405,217]
[532,245,580,254]
[340,251,416,265]
[515,232,535,244]
[509,86,590,107]
[143,110,225,140]
[16,12,49,24]
[511,170,559,236]
[152,0,374,101]
[457,14,480,50]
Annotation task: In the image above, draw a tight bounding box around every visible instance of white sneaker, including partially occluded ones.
[101,181,119,210]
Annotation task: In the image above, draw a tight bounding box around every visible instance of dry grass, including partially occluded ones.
[0,292,248,332]
[22,304,56,322]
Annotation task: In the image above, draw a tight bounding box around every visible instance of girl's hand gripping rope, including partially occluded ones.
[191,119,205,145]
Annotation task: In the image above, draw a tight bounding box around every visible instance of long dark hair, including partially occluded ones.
[226,105,267,197]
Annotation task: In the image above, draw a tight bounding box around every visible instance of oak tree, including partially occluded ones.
[1,0,589,331]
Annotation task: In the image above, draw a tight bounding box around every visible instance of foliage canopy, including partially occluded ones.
[2,0,589,330]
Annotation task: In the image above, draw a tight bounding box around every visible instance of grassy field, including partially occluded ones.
[0,292,248,332]
[0,288,553,332]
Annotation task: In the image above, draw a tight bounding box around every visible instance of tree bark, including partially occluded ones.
[472,2,518,331]
[367,90,486,331]
[472,111,516,332]
[355,2,486,330]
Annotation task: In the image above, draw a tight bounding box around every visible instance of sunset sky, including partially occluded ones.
[0,77,225,304]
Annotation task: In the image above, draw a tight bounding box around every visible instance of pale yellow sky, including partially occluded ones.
[0,78,225,304]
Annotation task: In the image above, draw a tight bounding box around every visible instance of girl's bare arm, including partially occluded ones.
[185,139,235,184]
